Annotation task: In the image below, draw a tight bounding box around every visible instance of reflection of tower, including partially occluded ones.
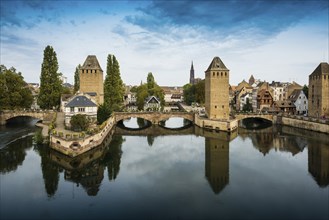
[308,140,329,187]
[205,57,230,120]
[205,137,229,194]
[190,61,195,85]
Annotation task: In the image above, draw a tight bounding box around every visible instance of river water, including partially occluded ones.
[0,118,328,220]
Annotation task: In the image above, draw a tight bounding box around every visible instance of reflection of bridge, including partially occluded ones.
[115,124,195,136]
[234,113,274,122]
[0,110,54,125]
[115,124,237,141]
[113,112,194,124]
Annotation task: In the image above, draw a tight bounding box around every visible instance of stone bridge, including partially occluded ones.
[234,113,274,123]
[0,110,54,125]
[113,111,195,124]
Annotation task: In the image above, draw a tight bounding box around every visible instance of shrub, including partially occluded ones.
[70,114,90,131]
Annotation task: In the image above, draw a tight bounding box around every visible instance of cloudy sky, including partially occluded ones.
[1,0,328,87]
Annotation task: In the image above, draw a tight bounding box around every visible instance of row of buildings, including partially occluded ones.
[28,54,328,127]
[230,62,328,118]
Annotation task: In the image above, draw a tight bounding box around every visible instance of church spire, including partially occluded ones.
[190,61,195,84]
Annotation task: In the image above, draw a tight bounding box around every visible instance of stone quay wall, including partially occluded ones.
[50,116,115,157]
[279,116,329,134]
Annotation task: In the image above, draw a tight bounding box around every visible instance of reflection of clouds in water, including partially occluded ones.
[122,135,204,177]
[123,117,187,129]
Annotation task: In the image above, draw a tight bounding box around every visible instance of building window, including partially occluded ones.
[70,107,74,112]
[213,72,215,77]
[221,72,223,77]
[215,105,217,108]
[222,105,224,108]
[78,107,85,112]
[225,72,227,76]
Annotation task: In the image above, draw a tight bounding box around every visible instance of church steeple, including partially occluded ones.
[190,61,195,85]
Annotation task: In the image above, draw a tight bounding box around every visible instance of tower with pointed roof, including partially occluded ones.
[79,55,104,104]
[308,62,329,117]
[190,61,195,85]
[205,57,230,120]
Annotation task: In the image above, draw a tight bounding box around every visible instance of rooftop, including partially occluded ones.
[65,95,97,107]
[81,55,103,71]
[206,56,228,72]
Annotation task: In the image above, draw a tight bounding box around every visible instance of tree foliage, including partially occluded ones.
[38,45,62,109]
[74,64,81,94]
[242,98,253,112]
[70,114,90,131]
[104,54,124,112]
[135,72,164,110]
[302,84,308,99]
[97,103,112,124]
[0,65,33,110]
[183,80,205,105]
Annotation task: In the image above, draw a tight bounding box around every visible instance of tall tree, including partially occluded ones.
[104,54,124,111]
[38,45,62,109]
[73,64,81,93]
[0,65,33,110]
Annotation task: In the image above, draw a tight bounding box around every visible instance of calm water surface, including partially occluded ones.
[0,118,328,220]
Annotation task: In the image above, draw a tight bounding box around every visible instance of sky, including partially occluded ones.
[1,0,328,87]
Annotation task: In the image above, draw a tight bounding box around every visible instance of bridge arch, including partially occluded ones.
[0,111,52,125]
[234,114,274,123]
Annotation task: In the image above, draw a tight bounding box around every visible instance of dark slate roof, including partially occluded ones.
[81,55,103,71]
[65,95,97,107]
[206,56,228,72]
[310,62,329,76]
[288,89,302,102]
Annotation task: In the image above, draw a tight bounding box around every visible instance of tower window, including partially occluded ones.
[217,72,219,76]
[225,72,227,76]
[213,72,215,77]
[222,105,224,108]
[221,72,223,77]
[215,105,217,108]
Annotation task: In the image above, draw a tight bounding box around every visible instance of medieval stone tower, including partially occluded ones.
[308,62,329,117]
[79,55,104,105]
[205,56,230,120]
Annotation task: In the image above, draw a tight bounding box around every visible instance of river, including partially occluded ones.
[0,117,328,220]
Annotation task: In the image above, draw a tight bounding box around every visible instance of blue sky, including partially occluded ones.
[1,0,328,86]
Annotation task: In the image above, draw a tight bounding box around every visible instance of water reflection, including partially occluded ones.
[40,135,124,196]
[205,137,229,194]
[0,135,34,174]
[308,139,329,187]
[0,123,328,200]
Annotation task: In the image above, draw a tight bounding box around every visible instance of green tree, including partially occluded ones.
[0,65,33,110]
[70,114,90,131]
[73,64,81,94]
[97,104,111,124]
[183,83,195,105]
[136,84,148,110]
[302,84,308,99]
[38,45,62,109]
[195,80,205,104]
[104,54,124,112]
[242,98,253,112]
